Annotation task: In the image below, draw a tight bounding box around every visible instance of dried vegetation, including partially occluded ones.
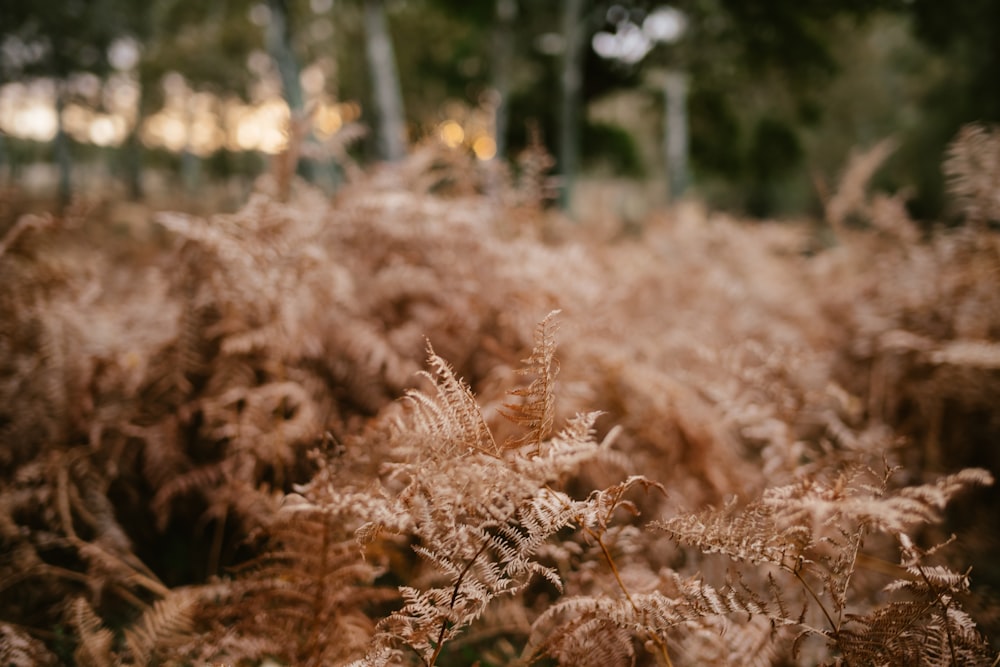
[1,127,999,665]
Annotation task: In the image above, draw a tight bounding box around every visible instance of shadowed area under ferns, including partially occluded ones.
[1,129,999,665]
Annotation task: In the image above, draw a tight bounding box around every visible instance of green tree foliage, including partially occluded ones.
[900,0,1000,220]
[446,0,908,215]
[629,0,901,215]
[745,116,804,217]
[139,0,261,106]
[0,0,143,203]
[0,0,137,82]
[910,0,1000,122]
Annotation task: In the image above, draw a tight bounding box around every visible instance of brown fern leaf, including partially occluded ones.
[655,466,996,662]
[671,614,788,667]
[543,616,636,667]
[509,412,620,487]
[834,532,998,666]
[0,622,58,667]
[332,326,645,665]
[513,121,558,211]
[164,490,385,666]
[68,597,115,667]
[838,598,996,666]
[401,341,497,458]
[656,466,993,582]
[358,479,578,665]
[123,591,197,665]
[874,468,995,533]
[824,138,897,235]
[944,123,1000,226]
[151,462,227,531]
[528,571,790,666]
[654,493,812,572]
[200,380,322,476]
[500,309,561,455]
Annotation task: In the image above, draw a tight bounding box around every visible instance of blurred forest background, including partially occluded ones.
[0,0,998,221]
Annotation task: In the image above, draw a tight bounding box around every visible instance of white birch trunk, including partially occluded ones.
[559,0,586,212]
[363,0,407,162]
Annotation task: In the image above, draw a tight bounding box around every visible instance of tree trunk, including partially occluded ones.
[266,0,321,183]
[363,0,407,162]
[663,70,689,201]
[181,148,201,200]
[558,0,586,212]
[492,0,517,161]
[266,0,305,113]
[123,108,145,201]
[54,82,72,208]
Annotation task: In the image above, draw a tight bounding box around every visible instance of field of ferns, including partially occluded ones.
[2,127,999,666]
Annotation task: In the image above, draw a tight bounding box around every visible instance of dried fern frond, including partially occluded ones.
[68,597,115,667]
[357,477,577,665]
[401,342,498,459]
[657,466,993,570]
[838,601,991,666]
[526,570,789,666]
[314,321,654,666]
[161,491,385,666]
[670,614,788,667]
[824,138,897,235]
[944,123,1000,226]
[201,381,322,466]
[836,533,997,666]
[654,492,812,572]
[654,465,995,663]
[0,622,58,667]
[501,309,561,455]
[543,616,636,667]
[122,591,197,665]
[512,122,558,212]
[508,411,620,487]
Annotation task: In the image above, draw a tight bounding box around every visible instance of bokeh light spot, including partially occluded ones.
[472,135,497,160]
[438,120,464,148]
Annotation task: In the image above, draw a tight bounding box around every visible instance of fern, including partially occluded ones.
[500,309,561,455]
[157,484,385,666]
[654,465,995,663]
[122,592,196,665]
[943,123,1000,227]
[540,616,636,667]
[402,342,497,459]
[2,131,998,666]
[326,317,656,666]
[68,597,114,667]
[834,532,997,666]
[0,622,59,667]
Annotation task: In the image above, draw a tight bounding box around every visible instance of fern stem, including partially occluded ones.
[586,527,674,667]
[428,537,492,666]
[410,644,431,667]
[304,513,331,666]
[207,507,226,577]
[588,528,636,608]
[791,567,838,637]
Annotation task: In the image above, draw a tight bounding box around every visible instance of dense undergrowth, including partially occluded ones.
[1,127,999,666]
